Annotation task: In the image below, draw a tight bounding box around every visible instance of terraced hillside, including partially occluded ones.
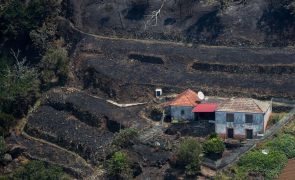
[13,89,173,179]
[70,32,295,101]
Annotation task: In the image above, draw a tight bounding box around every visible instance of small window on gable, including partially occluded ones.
[181,110,185,116]
[245,114,253,123]
[226,113,234,122]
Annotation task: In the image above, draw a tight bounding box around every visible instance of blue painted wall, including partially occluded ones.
[215,111,265,138]
[170,106,194,120]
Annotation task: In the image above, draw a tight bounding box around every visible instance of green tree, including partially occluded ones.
[0,51,40,117]
[107,151,131,179]
[0,56,39,100]
[13,160,68,180]
[177,137,202,176]
[30,21,58,53]
[40,40,69,88]
[203,136,225,155]
[0,0,60,39]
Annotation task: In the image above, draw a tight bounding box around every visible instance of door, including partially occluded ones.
[227,128,234,138]
[156,91,161,97]
[246,129,253,139]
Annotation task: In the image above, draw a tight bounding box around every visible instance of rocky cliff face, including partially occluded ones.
[63,0,295,46]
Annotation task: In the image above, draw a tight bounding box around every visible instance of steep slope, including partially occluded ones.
[63,0,295,46]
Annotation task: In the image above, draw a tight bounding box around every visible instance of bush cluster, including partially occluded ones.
[13,160,68,180]
[0,136,6,159]
[107,151,131,179]
[203,136,225,155]
[265,134,295,158]
[40,41,69,88]
[176,137,202,176]
[0,113,16,136]
[238,150,288,180]
[0,56,40,118]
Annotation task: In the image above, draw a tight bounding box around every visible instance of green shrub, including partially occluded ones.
[0,136,6,158]
[0,176,9,180]
[0,113,16,136]
[40,42,69,87]
[177,137,202,176]
[0,56,40,117]
[107,151,131,179]
[265,134,295,158]
[13,160,68,180]
[112,128,138,148]
[238,150,288,180]
[0,0,60,40]
[203,136,225,155]
[283,119,295,135]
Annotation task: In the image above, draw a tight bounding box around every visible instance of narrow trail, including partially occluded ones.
[106,100,147,107]
[61,17,295,52]
[62,17,186,47]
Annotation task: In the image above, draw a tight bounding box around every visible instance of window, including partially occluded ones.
[181,110,185,116]
[226,113,234,122]
[245,114,253,123]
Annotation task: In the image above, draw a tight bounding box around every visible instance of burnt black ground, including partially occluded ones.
[73,35,295,100]
[26,105,114,164]
[63,0,295,46]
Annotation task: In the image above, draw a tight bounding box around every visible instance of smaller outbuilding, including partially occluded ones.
[163,89,201,121]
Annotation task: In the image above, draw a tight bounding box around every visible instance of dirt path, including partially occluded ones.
[279,158,295,180]
[60,17,186,47]
[106,100,147,107]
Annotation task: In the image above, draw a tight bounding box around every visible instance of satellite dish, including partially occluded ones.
[197,91,205,100]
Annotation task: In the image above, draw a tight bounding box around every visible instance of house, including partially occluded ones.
[164,89,202,121]
[163,89,272,140]
[215,98,272,139]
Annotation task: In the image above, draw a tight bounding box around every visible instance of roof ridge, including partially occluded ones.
[166,89,199,106]
[253,99,270,113]
[251,99,263,113]
[185,93,196,106]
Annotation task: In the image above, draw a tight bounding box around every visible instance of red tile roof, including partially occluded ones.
[165,89,201,107]
[192,104,218,113]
